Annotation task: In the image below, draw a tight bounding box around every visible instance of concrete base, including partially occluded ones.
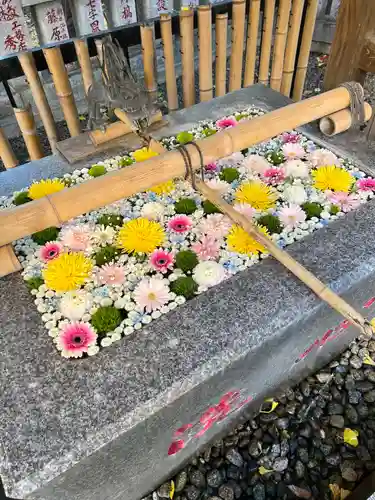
[1,86,375,500]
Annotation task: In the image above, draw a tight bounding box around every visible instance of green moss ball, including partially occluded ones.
[330,205,340,215]
[202,200,221,214]
[26,276,44,291]
[266,150,285,165]
[13,191,32,206]
[176,131,194,144]
[32,227,60,245]
[302,202,324,219]
[174,198,197,215]
[175,250,199,273]
[170,276,198,299]
[90,307,123,335]
[202,128,217,137]
[94,245,122,266]
[219,167,240,183]
[97,213,124,228]
[88,164,107,177]
[257,214,283,234]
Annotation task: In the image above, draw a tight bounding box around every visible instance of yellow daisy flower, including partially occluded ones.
[131,147,159,163]
[29,179,65,200]
[235,181,278,210]
[43,253,93,292]
[312,165,354,192]
[117,218,165,254]
[150,180,175,195]
[227,225,269,256]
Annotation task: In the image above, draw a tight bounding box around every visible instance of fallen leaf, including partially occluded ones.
[363,354,375,366]
[329,484,351,500]
[343,428,359,447]
[260,398,279,413]
[258,466,273,475]
[169,480,175,499]
[341,490,351,499]
[287,485,312,498]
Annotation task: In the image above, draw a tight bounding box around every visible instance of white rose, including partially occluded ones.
[283,185,307,205]
[59,291,93,321]
[193,261,226,288]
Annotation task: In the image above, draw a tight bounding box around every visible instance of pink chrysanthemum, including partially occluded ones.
[357,178,375,191]
[168,215,192,233]
[282,143,305,160]
[150,249,174,273]
[60,224,92,252]
[192,235,221,261]
[57,322,97,358]
[198,214,232,239]
[216,116,237,129]
[281,132,301,143]
[96,263,125,286]
[39,242,62,262]
[205,162,218,172]
[309,148,339,167]
[326,191,361,212]
[262,167,286,185]
[134,277,170,312]
[243,154,271,174]
[233,203,257,219]
[279,204,307,229]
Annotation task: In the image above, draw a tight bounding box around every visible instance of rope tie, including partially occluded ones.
[339,81,366,127]
[177,142,205,189]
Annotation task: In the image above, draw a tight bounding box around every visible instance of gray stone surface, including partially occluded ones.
[1,85,375,500]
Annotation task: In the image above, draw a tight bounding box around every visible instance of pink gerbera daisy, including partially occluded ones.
[198,214,232,239]
[216,116,237,129]
[39,242,62,262]
[168,215,192,233]
[96,263,125,286]
[262,167,286,185]
[192,235,221,261]
[279,204,307,229]
[281,132,301,143]
[150,249,174,273]
[282,143,305,160]
[134,277,170,312]
[57,322,97,358]
[60,224,92,252]
[326,191,361,212]
[357,178,375,191]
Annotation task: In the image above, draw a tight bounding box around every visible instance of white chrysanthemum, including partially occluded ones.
[242,154,271,174]
[193,261,226,288]
[59,291,93,321]
[284,159,310,179]
[283,185,307,205]
[141,202,165,220]
[309,148,339,167]
[205,179,231,194]
[91,225,116,246]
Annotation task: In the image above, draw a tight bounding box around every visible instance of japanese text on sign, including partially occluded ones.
[0,0,31,56]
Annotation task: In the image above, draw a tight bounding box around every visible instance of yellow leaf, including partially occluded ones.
[78,114,86,121]
[258,466,273,475]
[343,428,359,447]
[363,354,375,366]
[260,398,279,413]
[169,480,175,499]
[341,490,351,500]
[329,483,340,500]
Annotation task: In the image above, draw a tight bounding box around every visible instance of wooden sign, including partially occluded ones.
[143,0,173,19]
[0,0,32,57]
[72,0,106,36]
[109,0,137,27]
[34,0,69,44]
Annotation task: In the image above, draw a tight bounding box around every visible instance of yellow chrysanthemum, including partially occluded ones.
[150,180,175,195]
[117,218,165,254]
[312,165,354,192]
[235,181,278,210]
[43,253,93,292]
[227,225,269,256]
[29,179,65,200]
[131,147,159,163]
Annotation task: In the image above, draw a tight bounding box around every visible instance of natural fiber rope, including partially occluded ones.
[339,81,366,127]
[177,142,205,189]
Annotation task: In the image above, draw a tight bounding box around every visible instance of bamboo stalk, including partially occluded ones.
[0,127,18,169]
[292,0,319,101]
[258,0,276,86]
[244,0,261,87]
[198,5,213,102]
[0,87,353,250]
[215,13,228,97]
[0,244,22,278]
[14,105,43,161]
[196,179,373,337]
[140,25,157,93]
[18,52,58,153]
[160,14,179,111]
[74,39,94,96]
[270,0,292,91]
[229,0,246,91]
[319,102,373,136]
[179,8,195,108]
[280,0,305,97]
[43,47,81,137]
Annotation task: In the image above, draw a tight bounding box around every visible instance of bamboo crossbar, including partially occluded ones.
[160,14,179,111]
[229,0,246,91]
[198,5,213,102]
[244,0,261,87]
[0,87,353,249]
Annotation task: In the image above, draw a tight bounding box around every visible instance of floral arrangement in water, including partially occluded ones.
[3,106,375,359]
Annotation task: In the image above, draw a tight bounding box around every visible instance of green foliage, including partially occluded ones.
[118,156,134,167]
[170,276,198,299]
[175,250,199,273]
[63,177,74,187]
[302,202,324,219]
[202,200,221,214]
[235,113,247,121]
[174,198,197,215]
[13,191,32,206]
[202,128,217,137]
[257,214,283,234]
[97,213,124,228]
[219,167,240,183]
[32,227,60,245]
[90,307,123,335]
[26,276,44,291]
[330,205,340,215]
[94,245,122,266]
[176,131,194,144]
[88,164,107,177]
[266,150,285,165]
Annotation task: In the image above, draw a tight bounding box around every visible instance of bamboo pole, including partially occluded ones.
[258,0,276,86]
[319,102,373,137]
[229,0,246,91]
[18,52,58,153]
[14,105,43,161]
[140,25,157,93]
[0,244,22,278]
[270,0,292,91]
[0,87,353,249]
[244,0,261,87]
[215,13,228,97]
[280,0,305,97]
[160,14,179,111]
[0,128,18,169]
[196,179,373,338]
[43,47,81,137]
[292,0,319,101]
[198,5,213,102]
[74,39,94,96]
[179,8,195,108]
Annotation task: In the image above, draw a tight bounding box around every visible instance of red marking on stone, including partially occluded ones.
[173,424,193,437]
[168,439,185,456]
[364,297,375,309]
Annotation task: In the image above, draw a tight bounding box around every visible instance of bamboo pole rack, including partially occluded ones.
[259,0,276,86]
[179,8,195,108]
[229,0,246,91]
[198,5,213,102]
[18,52,58,153]
[270,0,292,91]
[244,0,261,87]
[14,105,43,161]
[160,14,179,111]
[215,12,228,97]
[140,25,157,93]
[43,47,81,137]
[0,127,18,169]
[281,0,305,97]
[74,39,94,96]
[319,102,373,137]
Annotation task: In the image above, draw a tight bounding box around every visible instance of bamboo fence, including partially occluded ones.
[14,105,43,161]
[74,39,94,96]
[244,0,261,87]
[179,8,195,108]
[259,0,276,86]
[198,5,213,102]
[140,25,157,93]
[229,0,246,91]
[160,14,179,111]
[270,0,292,91]
[0,127,18,169]
[215,13,228,97]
